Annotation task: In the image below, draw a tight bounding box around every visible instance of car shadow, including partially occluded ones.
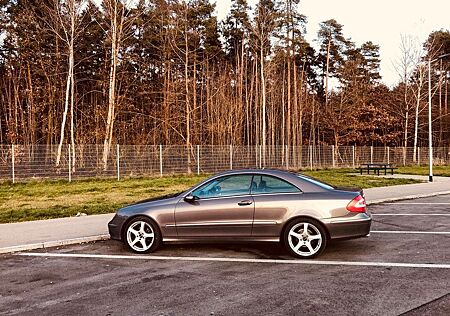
[156,241,291,259]
[58,238,371,261]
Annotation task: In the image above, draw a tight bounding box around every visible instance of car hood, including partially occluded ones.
[131,191,183,206]
[118,192,183,216]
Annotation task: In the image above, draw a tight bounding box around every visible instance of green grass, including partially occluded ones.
[0,175,204,223]
[397,165,450,177]
[0,169,422,223]
[299,168,422,188]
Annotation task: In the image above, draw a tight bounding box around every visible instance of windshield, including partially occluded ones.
[297,174,335,190]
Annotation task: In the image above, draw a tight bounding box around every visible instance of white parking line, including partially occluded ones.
[371,230,450,235]
[18,252,450,269]
[373,213,450,216]
[386,203,450,205]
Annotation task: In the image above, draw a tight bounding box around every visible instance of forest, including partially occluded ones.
[1,0,449,162]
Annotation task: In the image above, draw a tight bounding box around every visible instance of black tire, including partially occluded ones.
[283,218,327,259]
[123,216,162,254]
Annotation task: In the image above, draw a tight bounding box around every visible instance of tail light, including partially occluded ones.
[347,195,367,213]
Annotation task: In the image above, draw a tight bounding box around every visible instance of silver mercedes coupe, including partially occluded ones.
[108,169,371,258]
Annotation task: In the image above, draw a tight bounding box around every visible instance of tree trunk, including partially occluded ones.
[325,36,331,108]
[438,60,443,146]
[69,6,76,172]
[413,68,424,163]
[184,22,191,174]
[56,40,73,167]
[403,81,409,165]
[413,86,420,162]
[260,44,266,166]
[103,0,121,170]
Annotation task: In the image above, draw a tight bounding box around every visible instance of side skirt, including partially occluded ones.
[162,237,280,243]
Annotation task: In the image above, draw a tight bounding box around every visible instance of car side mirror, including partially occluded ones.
[184,195,199,202]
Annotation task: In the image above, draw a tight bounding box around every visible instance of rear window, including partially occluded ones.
[297,174,334,190]
[251,175,300,194]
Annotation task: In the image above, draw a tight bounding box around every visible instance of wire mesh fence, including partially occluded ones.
[0,144,449,182]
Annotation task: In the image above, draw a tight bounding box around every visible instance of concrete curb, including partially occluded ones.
[367,190,450,205]
[0,234,110,254]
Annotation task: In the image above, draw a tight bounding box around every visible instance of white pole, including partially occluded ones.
[285,145,289,169]
[116,144,120,181]
[370,146,373,164]
[331,145,335,168]
[259,145,262,169]
[428,59,433,182]
[197,145,200,175]
[159,145,163,177]
[11,144,15,184]
[230,144,233,170]
[387,146,390,164]
[68,144,71,182]
[417,147,420,166]
[309,145,313,170]
[352,145,355,169]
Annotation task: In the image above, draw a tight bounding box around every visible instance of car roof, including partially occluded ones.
[185,169,331,194]
[213,168,292,177]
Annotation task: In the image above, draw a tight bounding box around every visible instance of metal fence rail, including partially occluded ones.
[0,145,449,182]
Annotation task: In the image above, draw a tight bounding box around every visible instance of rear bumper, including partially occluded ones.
[324,214,372,240]
[108,214,127,241]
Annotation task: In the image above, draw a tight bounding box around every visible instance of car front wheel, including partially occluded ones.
[283,218,327,258]
[124,216,161,253]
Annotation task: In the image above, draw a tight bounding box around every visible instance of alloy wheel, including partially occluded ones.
[287,222,323,257]
[126,220,155,252]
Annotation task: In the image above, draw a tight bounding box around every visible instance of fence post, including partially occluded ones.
[68,144,72,182]
[417,147,420,166]
[387,146,390,164]
[285,145,289,169]
[352,145,355,169]
[259,145,262,169]
[299,146,303,168]
[331,145,335,168]
[230,144,233,170]
[403,146,406,166]
[309,145,313,170]
[11,144,15,184]
[159,145,163,177]
[116,144,120,181]
[370,146,373,164]
[197,145,200,175]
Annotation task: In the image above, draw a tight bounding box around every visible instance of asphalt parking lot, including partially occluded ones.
[1,195,449,315]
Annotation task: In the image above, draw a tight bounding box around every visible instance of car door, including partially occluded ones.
[250,175,302,237]
[175,174,255,237]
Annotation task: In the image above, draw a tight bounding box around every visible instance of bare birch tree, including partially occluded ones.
[252,1,278,166]
[37,0,87,170]
[412,63,426,162]
[394,35,417,164]
[101,0,142,169]
[102,0,122,169]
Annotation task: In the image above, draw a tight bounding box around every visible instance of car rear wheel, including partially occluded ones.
[124,216,161,253]
[284,218,327,258]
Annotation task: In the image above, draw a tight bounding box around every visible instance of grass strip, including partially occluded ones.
[0,169,422,223]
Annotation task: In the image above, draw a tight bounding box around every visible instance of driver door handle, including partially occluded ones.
[238,200,252,206]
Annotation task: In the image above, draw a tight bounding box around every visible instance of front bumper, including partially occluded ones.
[324,213,372,240]
[108,214,128,241]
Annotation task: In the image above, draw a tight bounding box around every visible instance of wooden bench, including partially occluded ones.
[358,163,398,176]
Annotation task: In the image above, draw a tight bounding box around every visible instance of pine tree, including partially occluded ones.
[317,19,350,106]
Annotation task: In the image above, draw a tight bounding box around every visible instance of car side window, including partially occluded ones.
[251,175,300,194]
[191,175,253,199]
